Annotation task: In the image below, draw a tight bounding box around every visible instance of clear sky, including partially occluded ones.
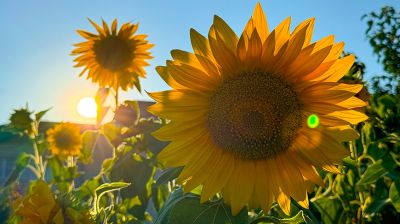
[0,0,399,124]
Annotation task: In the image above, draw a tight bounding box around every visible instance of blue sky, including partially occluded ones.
[0,0,399,124]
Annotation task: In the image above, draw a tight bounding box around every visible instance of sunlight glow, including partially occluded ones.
[77,97,97,118]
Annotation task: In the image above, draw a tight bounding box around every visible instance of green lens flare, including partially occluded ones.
[307,114,319,128]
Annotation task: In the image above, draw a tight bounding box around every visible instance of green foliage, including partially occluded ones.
[155,188,248,224]
[364,6,400,93]
[389,180,400,212]
[364,6,400,77]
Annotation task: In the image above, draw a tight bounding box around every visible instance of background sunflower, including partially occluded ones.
[46,122,82,157]
[72,19,154,91]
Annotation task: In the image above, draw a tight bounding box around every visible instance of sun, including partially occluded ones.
[77,97,97,118]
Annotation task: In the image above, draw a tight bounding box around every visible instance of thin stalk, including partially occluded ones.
[67,156,75,191]
[114,87,119,109]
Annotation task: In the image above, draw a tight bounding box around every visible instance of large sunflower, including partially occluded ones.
[72,19,153,91]
[47,123,82,157]
[148,3,368,215]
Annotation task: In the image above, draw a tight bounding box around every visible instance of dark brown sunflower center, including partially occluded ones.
[94,36,133,71]
[207,71,303,160]
[54,131,76,150]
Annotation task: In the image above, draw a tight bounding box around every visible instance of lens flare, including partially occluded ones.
[307,114,320,128]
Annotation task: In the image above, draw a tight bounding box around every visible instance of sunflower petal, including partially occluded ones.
[213,15,239,52]
[251,2,269,42]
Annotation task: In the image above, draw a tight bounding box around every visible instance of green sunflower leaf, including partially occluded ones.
[155,188,248,224]
[4,152,31,186]
[313,197,344,224]
[356,157,397,189]
[155,167,183,186]
[249,211,309,224]
[389,179,400,212]
[79,130,101,164]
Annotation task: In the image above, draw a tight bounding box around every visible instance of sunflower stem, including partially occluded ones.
[114,86,119,109]
[32,121,45,180]
[67,156,75,191]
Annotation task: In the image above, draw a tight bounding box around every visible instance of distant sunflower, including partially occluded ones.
[9,108,33,133]
[47,123,82,157]
[148,3,368,215]
[72,19,153,91]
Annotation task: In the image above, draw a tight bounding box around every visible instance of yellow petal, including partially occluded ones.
[245,30,262,67]
[229,160,255,215]
[328,110,369,124]
[170,49,204,71]
[275,155,306,201]
[152,119,206,141]
[326,125,359,142]
[294,157,324,186]
[184,146,223,193]
[286,45,332,80]
[297,193,309,209]
[147,99,207,118]
[260,30,275,68]
[157,131,207,165]
[324,42,344,62]
[195,54,221,77]
[291,18,315,47]
[190,28,214,60]
[322,55,355,82]
[213,15,239,52]
[301,82,363,103]
[251,2,269,42]
[167,61,220,91]
[237,33,249,62]
[102,19,110,35]
[254,161,274,210]
[277,191,291,215]
[209,26,239,77]
[88,18,106,37]
[111,19,118,35]
[337,96,367,109]
[273,17,291,54]
[273,21,311,73]
[156,66,186,89]
[243,18,255,38]
[200,151,234,202]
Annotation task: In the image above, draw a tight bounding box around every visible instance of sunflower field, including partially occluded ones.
[1,2,400,224]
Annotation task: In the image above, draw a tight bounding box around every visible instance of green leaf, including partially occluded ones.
[93,182,130,215]
[365,178,390,215]
[4,152,31,186]
[101,122,123,147]
[155,167,183,186]
[342,156,356,168]
[151,184,169,212]
[361,122,375,144]
[110,153,156,220]
[34,108,51,122]
[389,179,400,212]
[76,177,101,199]
[356,158,397,188]
[155,188,248,224]
[79,130,101,164]
[47,156,80,191]
[313,197,344,224]
[250,211,308,224]
[364,198,390,215]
